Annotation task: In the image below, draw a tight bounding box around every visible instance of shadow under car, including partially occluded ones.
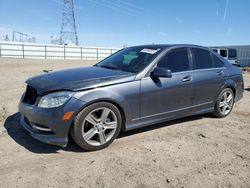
[4,112,207,153]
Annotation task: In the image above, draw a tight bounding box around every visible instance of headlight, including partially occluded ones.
[38,91,74,108]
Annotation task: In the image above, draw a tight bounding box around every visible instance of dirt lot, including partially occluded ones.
[0,58,249,188]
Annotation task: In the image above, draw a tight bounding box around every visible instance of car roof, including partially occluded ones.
[130,44,209,50]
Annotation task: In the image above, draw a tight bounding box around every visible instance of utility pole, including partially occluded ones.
[59,0,79,46]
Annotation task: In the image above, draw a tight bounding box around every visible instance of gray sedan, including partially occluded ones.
[18,44,244,151]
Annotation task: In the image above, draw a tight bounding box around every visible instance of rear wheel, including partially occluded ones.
[213,88,234,118]
[71,102,122,151]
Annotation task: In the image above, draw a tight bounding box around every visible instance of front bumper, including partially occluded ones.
[18,97,86,147]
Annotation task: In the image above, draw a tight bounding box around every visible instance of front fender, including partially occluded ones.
[73,87,132,123]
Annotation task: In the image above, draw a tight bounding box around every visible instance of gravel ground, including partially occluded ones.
[0,58,249,188]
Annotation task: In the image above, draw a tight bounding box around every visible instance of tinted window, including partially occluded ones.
[157,48,189,72]
[212,54,224,67]
[193,48,213,69]
[229,49,237,58]
[220,49,228,57]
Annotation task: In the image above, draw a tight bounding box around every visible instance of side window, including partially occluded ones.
[212,54,224,68]
[192,48,213,69]
[157,48,190,73]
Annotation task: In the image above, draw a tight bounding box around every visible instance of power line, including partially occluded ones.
[102,0,144,16]
[86,0,147,17]
[117,0,151,14]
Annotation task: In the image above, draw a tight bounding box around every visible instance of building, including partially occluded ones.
[211,45,250,67]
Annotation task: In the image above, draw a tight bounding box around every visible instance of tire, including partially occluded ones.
[213,88,235,118]
[70,102,122,151]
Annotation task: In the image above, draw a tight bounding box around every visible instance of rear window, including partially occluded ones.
[192,48,213,69]
[212,54,224,68]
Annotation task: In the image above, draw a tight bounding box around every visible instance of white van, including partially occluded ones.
[211,48,239,66]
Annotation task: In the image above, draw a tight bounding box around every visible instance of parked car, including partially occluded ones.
[211,48,239,66]
[19,44,244,151]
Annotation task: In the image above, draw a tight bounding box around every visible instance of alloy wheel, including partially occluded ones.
[219,90,234,116]
[82,107,118,146]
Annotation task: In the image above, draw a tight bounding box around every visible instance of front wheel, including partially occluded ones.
[213,88,234,118]
[71,102,122,151]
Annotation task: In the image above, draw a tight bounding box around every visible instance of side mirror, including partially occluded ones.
[151,67,172,78]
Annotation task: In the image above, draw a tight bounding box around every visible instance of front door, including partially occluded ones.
[140,47,194,122]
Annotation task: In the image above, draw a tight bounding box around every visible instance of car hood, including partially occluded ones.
[26,66,135,94]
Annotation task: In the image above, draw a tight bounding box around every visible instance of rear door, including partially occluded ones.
[191,48,227,112]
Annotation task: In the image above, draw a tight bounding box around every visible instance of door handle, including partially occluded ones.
[182,75,192,82]
[216,70,224,76]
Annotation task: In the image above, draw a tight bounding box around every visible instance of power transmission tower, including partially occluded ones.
[59,0,79,46]
[12,31,28,42]
[12,31,36,43]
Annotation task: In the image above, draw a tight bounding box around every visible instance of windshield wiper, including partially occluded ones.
[98,65,118,70]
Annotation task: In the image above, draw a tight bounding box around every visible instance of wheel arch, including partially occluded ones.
[71,98,127,133]
[87,99,126,132]
[223,79,237,100]
[225,86,236,98]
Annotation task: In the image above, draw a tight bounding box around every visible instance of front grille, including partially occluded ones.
[23,85,38,105]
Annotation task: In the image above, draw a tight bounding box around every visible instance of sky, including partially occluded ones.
[0,0,250,47]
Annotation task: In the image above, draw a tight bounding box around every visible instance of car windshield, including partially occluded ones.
[95,46,162,73]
